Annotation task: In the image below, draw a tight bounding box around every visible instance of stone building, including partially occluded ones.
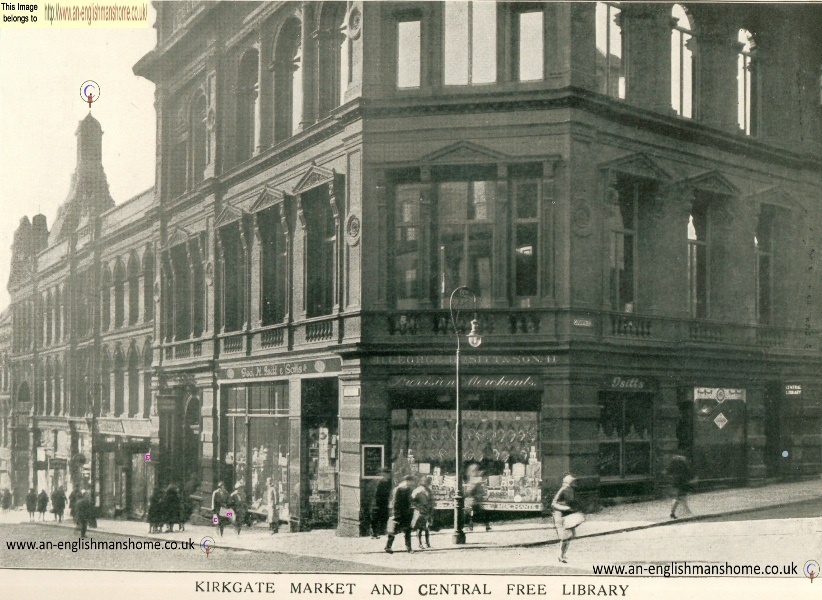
[8,1,822,534]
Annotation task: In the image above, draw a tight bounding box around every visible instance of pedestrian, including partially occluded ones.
[229,482,247,536]
[551,474,581,563]
[264,477,279,534]
[411,476,432,550]
[37,489,49,520]
[1,488,11,513]
[147,487,164,533]
[464,465,491,532]
[370,467,392,539]
[385,474,415,554]
[211,481,230,537]
[25,488,37,522]
[68,485,81,520]
[162,484,182,533]
[667,453,692,519]
[51,486,67,523]
[74,488,93,538]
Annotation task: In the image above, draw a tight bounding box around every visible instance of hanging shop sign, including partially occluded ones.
[388,374,540,390]
[602,376,658,391]
[220,357,342,380]
[693,387,746,402]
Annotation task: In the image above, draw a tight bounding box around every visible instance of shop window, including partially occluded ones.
[274,18,302,142]
[390,392,543,512]
[303,378,339,528]
[687,198,709,319]
[236,50,259,164]
[259,207,288,326]
[303,188,337,318]
[737,28,759,136]
[397,18,422,88]
[224,382,290,526]
[598,391,652,478]
[596,2,624,99]
[512,6,544,82]
[755,206,775,326]
[671,4,695,118]
[444,1,497,86]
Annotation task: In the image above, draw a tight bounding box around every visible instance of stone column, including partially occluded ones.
[109,372,116,417]
[137,370,145,420]
[710,196,756,324]
[136,275,145,325]
[697,19,740,132]
[123,281,131,327]
[646,185,692,318]
[250,214,263,329]
[258,24,274,151]
[621,4,672,114]
[301,5,318,129]
[109,286,117,329]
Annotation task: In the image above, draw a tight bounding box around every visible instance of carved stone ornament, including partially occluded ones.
[345,6,362,40]
[205,261,214,286]
[572,199,593,237]
[346,214,361,246]
[153,280,161,302]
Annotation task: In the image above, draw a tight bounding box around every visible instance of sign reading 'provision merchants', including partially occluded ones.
[388,375,540,390]
[219,357,342,380]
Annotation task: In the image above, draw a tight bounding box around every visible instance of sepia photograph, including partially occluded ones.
[0,1,820,598]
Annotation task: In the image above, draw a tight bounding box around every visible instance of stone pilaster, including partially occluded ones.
[621,4,672,114]
[710,196,756,324]
[697,19,740,132]
[647,185,692,318]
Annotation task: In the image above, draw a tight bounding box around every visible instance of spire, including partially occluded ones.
[49,114,115,243]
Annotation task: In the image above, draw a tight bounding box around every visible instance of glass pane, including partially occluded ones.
[291,55,302,136]
[398,21,422,88]
[471,1,497,84]
[444,2,469,85]
[395,185,422,308]
[469,181,495,221]
[515,223,538,297]
[671,30,681,114]
[439,228,465,305]
[682,32,693,118]
[516,182,539,219]
[438,182,468,223]
[468,225,493,307]
[248,417,290,520]
[518,11,543,81]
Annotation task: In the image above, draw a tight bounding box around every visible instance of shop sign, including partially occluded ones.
[602,376,657,391]
[785,384,802,396]
[433,501,541,511]
[361,445,385,479]
[693,387,746,402]
[220,357,342,380]
[122,420,152,437]
[572,318,594,328]
[388,374,540,390]
[97,420,125,434]
[371,355,558,366]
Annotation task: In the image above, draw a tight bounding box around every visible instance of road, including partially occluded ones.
[0,499,819,574]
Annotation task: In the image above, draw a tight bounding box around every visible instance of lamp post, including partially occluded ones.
[449,286,482,545]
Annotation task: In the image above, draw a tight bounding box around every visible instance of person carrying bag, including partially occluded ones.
[551,474,583,563]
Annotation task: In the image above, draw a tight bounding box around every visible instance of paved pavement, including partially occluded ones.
[1,478,819,568]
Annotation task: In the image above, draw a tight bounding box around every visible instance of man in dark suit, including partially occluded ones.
[385,475,416,554]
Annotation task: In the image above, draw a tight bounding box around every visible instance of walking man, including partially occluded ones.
[667,453,692,519]
[385,475,415,554]
[370,468,392,539]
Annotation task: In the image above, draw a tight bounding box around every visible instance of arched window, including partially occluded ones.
[101,266,112,332]
[128,251,140,325]
[236,50,259,163]
[737,28,758,135]
[596,2,624,99]
[274,18,303,142]
[127,345,139,418]
[45,291,53,346]
[54,358,62,416]
[101,349,111,417]
[114,259,126,328]
[143,340,152,419]
[192,93,208,184]
[319,2,349,113]
[54,287,61,343]
[671,4,695,118]
[114,346,125,417]
[45,359,53,416]
[143,247,155,322]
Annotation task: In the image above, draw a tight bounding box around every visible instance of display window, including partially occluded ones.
[598,391,653,479]
[224,382,290,523]
[390,391,542,511]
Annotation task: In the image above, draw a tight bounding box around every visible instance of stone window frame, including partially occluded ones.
[596,1,625,100]
[671,4,696,118]
[509,3,545,83]
[442,0,498,87]
[737,28,759,136]
[395,11,423,90]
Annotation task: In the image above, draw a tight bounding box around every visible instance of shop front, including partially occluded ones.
[94,419,152,516]
[388,373,544,516]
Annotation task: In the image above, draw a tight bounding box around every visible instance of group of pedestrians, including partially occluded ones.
[211,479,277,537]
[369,469,434,554]
[146,484,193,533]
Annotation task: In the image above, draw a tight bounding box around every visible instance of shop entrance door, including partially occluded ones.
[691,388,747,482]
[303,378,339,529]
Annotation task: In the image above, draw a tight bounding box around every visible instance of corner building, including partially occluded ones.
[20,1,822,534]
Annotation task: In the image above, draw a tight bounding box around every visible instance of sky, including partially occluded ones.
[0,7,158,310]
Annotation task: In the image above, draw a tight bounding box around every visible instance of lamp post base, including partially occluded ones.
[452,529,466,545]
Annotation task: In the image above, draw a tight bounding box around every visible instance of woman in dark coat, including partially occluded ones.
[74,489,93,538]
[25,488,37,522]
[51,487,67,523]
[37,489,49,520]
[162,485,181,533]
[147,488,164,533]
